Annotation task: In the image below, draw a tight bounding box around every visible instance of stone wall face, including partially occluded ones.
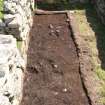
[0,0,34,105]
[0,35,24,105]
[0,0,34,40]
[94,0,105,25]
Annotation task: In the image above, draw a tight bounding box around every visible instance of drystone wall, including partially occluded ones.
[0,35,24,105]
[0,0,34,40]
[93,0,105,25]
[0,0,34,105]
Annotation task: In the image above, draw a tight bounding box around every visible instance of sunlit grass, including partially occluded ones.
[96,66,105,81]
[0,0,3,19]
[17,41,22,51]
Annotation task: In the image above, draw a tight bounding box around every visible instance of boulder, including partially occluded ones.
[0,35,24,105]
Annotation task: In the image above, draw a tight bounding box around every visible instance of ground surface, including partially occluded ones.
[20,14,89,105]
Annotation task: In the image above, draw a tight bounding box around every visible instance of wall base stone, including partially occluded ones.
[0,35,24,105]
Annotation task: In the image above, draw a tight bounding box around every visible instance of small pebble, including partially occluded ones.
[56,26,62,29]
[70,11,75,14]
[56,30,60,33]
[53,64,58,68]
[51,30,54,33]
[55,30,60,37]
[3,91,10,97]
[50,30,55,36]
[49,24,54,29]
[66,19,70,22]
[63,88,67,92]
[54,92,58,95]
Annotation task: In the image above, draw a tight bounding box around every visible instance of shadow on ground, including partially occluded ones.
[85,5,105,70]
[37,2,91,11]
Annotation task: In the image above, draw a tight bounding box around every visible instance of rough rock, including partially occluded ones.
[0,95,11,105]
[0,20,5,27]
[0,19,5,34]
[3,0,34,40]
[0,35,24,105]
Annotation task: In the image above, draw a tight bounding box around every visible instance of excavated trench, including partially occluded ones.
[20,13,90,105]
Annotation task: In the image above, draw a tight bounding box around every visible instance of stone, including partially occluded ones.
[4,14,15,20]
[3,0,34,40]
[0,95,11,105]
[63,88,67,92]
[53,64,58,68]
[4,18,14,24]
[4,2,17,14]
[49,24,54,29]
[0,35,16,48]
[0,35,24,105]
[55,30,60,33]
[8,18,19,28]
[0,64,9,87]
[0,20,6,27]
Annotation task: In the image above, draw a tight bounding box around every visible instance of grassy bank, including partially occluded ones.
[74,4,105,104]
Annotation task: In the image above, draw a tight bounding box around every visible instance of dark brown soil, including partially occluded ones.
[20,14,89,105]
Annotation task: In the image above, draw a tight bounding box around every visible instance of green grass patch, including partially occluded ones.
[99,84,105,105]
[96,66,105,81]
[17,41,22,51]
[96,65,105,104]
[0,0,3,19]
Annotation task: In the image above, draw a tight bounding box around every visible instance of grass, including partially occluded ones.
[17,41,22,51]
[96,67,105,105]
[96,66,105,81]
[0,0,3,19]
[100,84,105,104]
[74,4,105,105]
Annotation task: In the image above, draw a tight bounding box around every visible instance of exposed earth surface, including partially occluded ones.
[20,14,90,105]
